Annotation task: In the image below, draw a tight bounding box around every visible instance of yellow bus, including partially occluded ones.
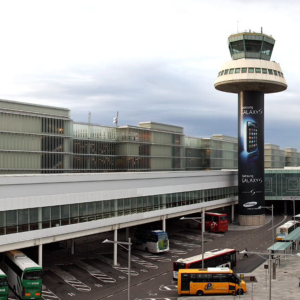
[178,267,247,296]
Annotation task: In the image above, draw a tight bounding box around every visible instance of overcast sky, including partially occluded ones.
[0,0,299,149]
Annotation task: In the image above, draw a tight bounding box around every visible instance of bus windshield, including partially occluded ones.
[0,278,8,286]
[220,216,227,221]
[23,270,43,280]
[158,234,168,241]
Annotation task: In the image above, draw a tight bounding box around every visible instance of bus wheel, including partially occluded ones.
[196,290,204,296]
[237,289,244,295]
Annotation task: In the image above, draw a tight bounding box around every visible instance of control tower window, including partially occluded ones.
[245,40,262,53]
[231,40,244,54]
[242,68,247,73]
[229,69,234,74]
[235,68,241,73]
[262,68,267,74]
[261,41,274,56]
[274,70,278,76]
[248,68,254,73]
[224,69,229,75]
[255,68,261,73]
[268,69,273,75]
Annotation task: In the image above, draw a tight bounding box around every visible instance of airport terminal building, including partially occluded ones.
[1,98,300,265]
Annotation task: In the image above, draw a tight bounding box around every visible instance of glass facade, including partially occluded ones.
[228,32,275,61]
[0,109,72,174]
[185,135,238,170]
[264,144,285,168]
[265,170,300,200]
[0,100,298,174]
[0,186,238,236]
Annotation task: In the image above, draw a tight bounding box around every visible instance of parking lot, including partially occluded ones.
[7,218,293,300]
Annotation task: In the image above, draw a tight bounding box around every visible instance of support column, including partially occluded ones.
[284,201,287,215]
[113,229,118,266]
[38,244,43,267]
[231,204,235,223]
[71,239,75,255]
[38,208,42,230]
[238,91,265,226]
[162,216,166,232]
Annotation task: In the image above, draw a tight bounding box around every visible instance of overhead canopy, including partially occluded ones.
[282,227,300,242]
[268,242,292,251]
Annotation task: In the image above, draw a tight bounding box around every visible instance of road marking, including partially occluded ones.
[159,285,178,291]
[50,265,91,292]
[120,252,158,269]
[96,254,139,275]
[113,265,139,276]
[170,239,201,248]
[42,288,61,299]
[76,260,116,283]
[168,248,187,255]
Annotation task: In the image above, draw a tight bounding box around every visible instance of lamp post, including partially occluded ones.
[180,215,205,268]
[281,197,298,229]
[103,238,132,300]
[259,205,274,242]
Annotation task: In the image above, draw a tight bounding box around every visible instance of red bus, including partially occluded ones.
[182,212,228,233]
[173,248,237,280]
[205,212,228,233]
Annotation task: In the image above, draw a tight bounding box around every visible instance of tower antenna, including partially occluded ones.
[113,111,119,127]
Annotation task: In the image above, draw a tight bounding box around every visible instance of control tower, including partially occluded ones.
[214,30,287,226]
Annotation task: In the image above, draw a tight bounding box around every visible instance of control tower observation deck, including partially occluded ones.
[214,31,287,226]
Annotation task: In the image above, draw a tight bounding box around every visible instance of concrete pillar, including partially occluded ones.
[38,244,43,267]
[71,239,75,255]
[284,201,287,215]
[202,208,206,231]
[38,207,42,230]
[231,204,235,223]
[113,229,118,266]
[162,216,166,232]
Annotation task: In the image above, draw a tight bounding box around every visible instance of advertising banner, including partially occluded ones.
[238,91,265,215]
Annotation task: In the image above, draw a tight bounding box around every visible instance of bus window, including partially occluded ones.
[133,229,169,253]
[0,277,7,286]
[23,270,43,280]
[213,274,228,282]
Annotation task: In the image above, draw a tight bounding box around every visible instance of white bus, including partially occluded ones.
[173,248,237,280]
[276,221,298,241]
[2,250,43,299]
[133,230,169,253]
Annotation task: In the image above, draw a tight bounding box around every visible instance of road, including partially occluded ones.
[7,215,288,300]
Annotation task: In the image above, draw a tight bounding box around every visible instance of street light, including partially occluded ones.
[103,238,132,300]
[259,205,274,242]
[180,215,205,268]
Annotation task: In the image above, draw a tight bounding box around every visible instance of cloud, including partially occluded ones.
[0,0,299,151]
